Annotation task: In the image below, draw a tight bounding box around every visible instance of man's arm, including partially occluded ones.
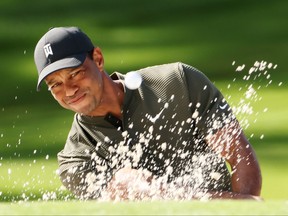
[206,120,262,199]
[103,121,262,201]
[59,162,113,200]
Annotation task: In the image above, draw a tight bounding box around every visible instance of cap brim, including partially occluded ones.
[36,53,86,91]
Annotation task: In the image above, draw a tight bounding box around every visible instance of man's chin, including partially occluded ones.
[72,105,96,116]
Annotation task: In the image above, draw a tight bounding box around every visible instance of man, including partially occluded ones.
[34,27,262,200]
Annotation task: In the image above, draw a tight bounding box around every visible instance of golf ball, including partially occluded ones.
[124,71,142,90]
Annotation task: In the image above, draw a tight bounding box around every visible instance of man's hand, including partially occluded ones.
[102,167,154,201]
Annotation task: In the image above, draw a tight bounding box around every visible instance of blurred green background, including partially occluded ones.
[0,0,287,201]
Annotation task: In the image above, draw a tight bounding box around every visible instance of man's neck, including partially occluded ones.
[88,77,124,119]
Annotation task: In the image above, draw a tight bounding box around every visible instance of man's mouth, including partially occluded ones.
[67,93,86,105]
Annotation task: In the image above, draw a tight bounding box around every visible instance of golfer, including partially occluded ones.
[34,27,262,200]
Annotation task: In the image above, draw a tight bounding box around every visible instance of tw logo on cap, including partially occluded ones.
[43,43,53,58]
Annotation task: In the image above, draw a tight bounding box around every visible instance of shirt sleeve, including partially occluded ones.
[181,63,235,137]
[58,152,112,199]
[57,116,113,199]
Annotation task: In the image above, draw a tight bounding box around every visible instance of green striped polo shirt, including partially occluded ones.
[57,62,234,199]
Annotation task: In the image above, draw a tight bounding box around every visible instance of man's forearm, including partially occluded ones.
[228,132,262,196]
[206,122,262,198]
[230,155,262,196]
[208,191,262,200]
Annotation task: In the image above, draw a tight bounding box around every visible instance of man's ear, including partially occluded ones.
[92,47,105,72]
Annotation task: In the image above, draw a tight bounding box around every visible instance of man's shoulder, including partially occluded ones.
[135,62,187,82]
[136,62,202,78]
[111,62,184,84]
[137,62,183,73]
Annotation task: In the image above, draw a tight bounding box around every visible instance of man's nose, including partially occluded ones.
[64,82,78,97]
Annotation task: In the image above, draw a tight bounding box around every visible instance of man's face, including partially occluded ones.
[45,56,104,116]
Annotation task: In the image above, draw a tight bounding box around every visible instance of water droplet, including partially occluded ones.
[236,64,245,72]
[192,110,199,119]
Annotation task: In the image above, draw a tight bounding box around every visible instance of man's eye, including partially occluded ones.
[71,71,81,78]
[48,83,61,91]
